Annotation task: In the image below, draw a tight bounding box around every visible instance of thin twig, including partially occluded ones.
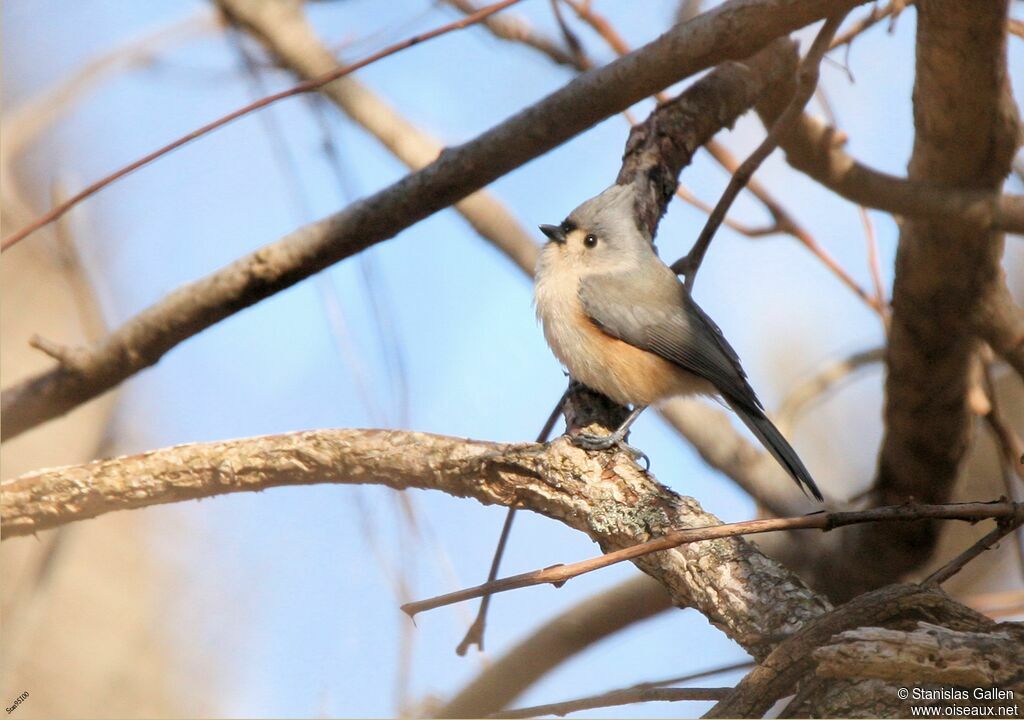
[829,0,908,50]
[490,686,732,718]
[401,500,1023,616]
[0,0,525,251]
[442,0,580,68]
[674,11,848,291]
[547,0,588,68]
[858,204,888,314]
[458,389,568,655]
[923,515,1024,586]
[557,0,881,314]
[1011,18,1024,40]
[490,659,753,718]
[623,660,756,691]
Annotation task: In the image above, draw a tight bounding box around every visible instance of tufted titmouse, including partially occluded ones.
[535,183,823,501]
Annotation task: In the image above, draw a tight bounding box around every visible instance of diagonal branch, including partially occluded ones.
[219,0,541,277]
[0,0,865,442]
[673,11,847,291]
[0,0,527,252]
[490,686,732,718]
[441,0,581,68]
[754,84,1024,234]
[401,502,1022,615]
[486,658,753,720]
[0,426,832,661]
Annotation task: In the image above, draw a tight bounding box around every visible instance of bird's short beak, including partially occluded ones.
[539,224,566,244]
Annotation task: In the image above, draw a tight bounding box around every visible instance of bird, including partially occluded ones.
[534,182,823,501]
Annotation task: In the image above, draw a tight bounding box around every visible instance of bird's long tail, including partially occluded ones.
[726,399,824,502]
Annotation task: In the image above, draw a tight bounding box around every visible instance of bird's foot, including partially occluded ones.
[570,432,650,470]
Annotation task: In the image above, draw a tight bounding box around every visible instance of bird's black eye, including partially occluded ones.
[583,234,598,248]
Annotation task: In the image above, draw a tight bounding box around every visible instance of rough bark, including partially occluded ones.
[706,584,1001,718]
[219,0,542,276]
[614,41,799,239]
[813,622,1024,690]
[0,427,831,661]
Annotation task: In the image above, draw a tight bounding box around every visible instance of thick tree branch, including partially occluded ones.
[755,88,1024,234]
[762,0,1023,600]
[0,0,866,442]
[613,40,799,239]
[812,622,1024,691]
[706,584,1000,718]
[1,427,831,660]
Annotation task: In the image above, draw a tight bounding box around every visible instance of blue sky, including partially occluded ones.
[4,1,1023,717]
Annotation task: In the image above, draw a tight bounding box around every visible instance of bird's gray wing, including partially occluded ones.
[579,271,823,501]
[578,271,763,411]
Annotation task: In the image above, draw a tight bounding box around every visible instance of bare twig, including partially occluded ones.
[980,352,1024,485]
[402,501,1022,616]
[2,11,211,161]
[674,12,848,291]
[923,515,1024,586]
[858,205,888,313]
[753,97,1024,235]
[0,0,526,251]
[484,659,753,718]
[560,0,880,313]
[490,686,732,718]
[978,351,1024,580]
[457,390,568,655]
[975,281,1024,381]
